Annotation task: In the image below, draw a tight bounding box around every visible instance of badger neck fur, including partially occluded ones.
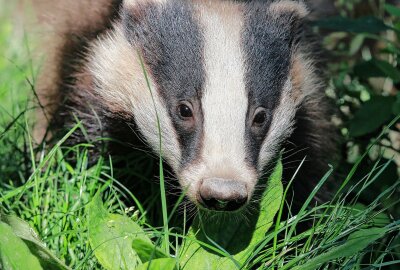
[34,0,338,213]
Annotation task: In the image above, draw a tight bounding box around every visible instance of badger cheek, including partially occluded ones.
[177,163,206,205]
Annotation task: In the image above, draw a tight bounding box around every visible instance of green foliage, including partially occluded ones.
[87,194,152,270]
[349,96,396,137]
[84,162,281,270]
[315,16,392,33]
[385,4,400,18]
[321,0,400,220]
[394,93,400,115]
[89,193,172,270]
[0,215,70,270]
[290,228,388,270]
[180,161,283,270]
[136,259,177,270]
[354,59,400,82]
[131,239,168,262]
[0,222,43,270]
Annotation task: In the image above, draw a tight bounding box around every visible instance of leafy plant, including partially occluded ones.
[0,215,70,270]
[318,1,400,220]
[83,161,282,270]
[87,194,152,270]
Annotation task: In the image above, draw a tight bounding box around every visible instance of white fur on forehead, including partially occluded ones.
[268,0,309,18]
[177,2,258,201]
[198,2,248,173]
[88,26,181,169]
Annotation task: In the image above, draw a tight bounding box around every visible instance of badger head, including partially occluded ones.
[89,0,318,212]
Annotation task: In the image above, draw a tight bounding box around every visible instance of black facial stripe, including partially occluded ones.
[123,0,205,169]
[243,2,294,168]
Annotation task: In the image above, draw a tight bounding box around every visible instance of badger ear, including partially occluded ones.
[123,0,135,7]
[268,0,309,19]
[122,0,165,44]
[268,1,309,48]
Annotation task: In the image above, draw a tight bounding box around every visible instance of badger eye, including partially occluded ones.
[178,103,193,119]
[252,109,267,126]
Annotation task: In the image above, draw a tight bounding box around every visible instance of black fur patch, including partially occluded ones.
[242,2,301,168]
[123,0,205,169]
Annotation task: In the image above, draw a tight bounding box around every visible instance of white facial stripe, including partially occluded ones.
[88,26,181,169]
[194,5,255,183]
[258,79,297,171]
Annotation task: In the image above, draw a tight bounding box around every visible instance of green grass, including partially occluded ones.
[1,1,400,270]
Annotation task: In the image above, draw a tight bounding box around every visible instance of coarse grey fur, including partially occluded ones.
[123,0,206,168]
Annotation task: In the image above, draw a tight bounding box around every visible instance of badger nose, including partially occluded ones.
[199,178,248,211]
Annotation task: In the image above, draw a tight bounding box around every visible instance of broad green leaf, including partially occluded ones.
[291,227,387,270]
[385,4,400,17]
[373,60,400,82]
[393,93,400,115]
[314,16,390,33]
[0,222,43,270]
[1,215,70,270]
[87,193,152,270]
[354,59,400,82]
[132,239,168,263]
[354,60,386,79]
[380,46,400,56]
[349,96,395,137]
[135,258,177,270]
[180,161,283,270]
[349,34,365,56]
[395,21,400,31]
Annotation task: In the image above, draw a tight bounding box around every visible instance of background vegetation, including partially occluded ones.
[0,0,399,269]
[318,0,400,218]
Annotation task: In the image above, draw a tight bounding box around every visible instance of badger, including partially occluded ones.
[33,0,337,213]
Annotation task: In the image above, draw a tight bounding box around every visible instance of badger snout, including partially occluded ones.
[198,178,248,212]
